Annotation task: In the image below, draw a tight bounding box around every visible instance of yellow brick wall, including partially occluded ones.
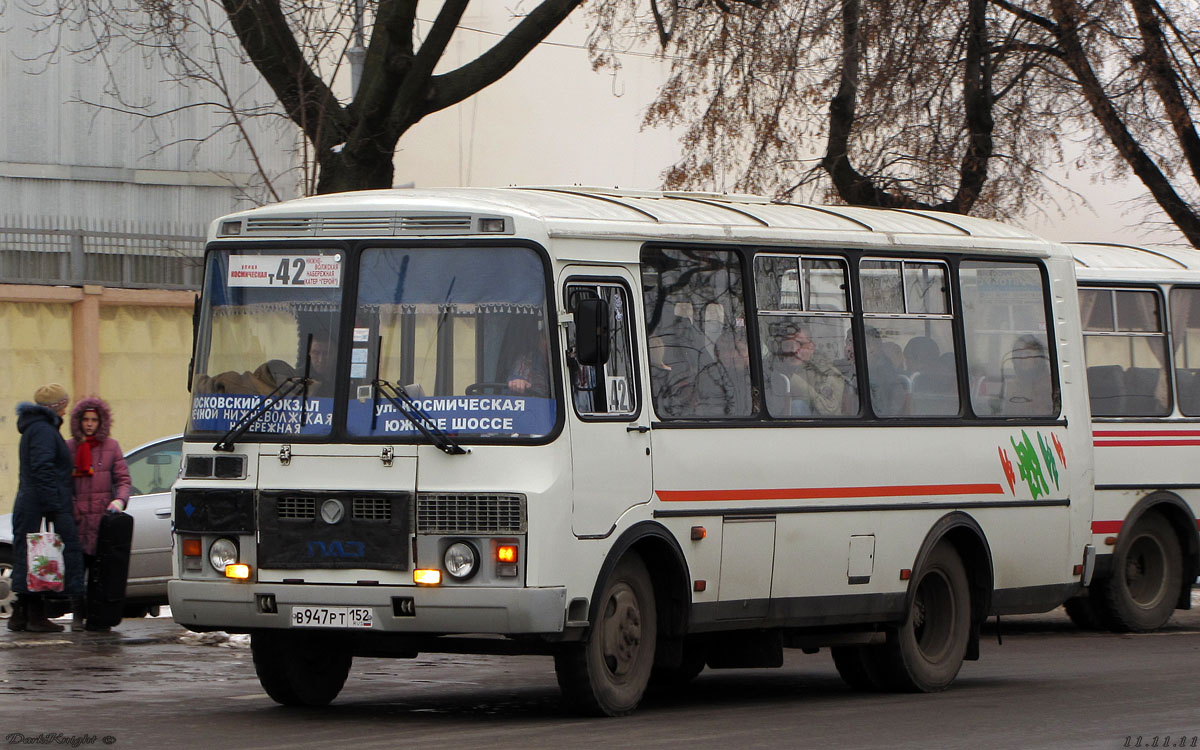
[0,300,193,513]
[0,302,76,513]
[97,305,192,460]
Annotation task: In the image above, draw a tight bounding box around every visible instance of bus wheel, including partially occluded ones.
[1095,514,1182,632]
[251,631,353,707]
[878,544,971,692]
[555,553,657,716]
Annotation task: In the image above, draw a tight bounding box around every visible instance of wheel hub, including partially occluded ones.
[601,584,642,676]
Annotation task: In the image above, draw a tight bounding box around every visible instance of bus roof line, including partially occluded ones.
[521,187,662,222]
[666,195,772,227]
[890,208,973,236]
[1067,241,1191,269]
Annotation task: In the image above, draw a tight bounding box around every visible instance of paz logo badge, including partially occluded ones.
[320,499,345,525]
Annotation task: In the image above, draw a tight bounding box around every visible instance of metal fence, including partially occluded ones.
[0,217,206,290]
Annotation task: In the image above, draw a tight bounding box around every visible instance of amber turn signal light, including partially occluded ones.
[183,539,202,557]
[414,569,442,586]
[224,564,251,580]
[496,545,518,564]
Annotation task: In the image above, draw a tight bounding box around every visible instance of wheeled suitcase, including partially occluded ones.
[86,511,134,628]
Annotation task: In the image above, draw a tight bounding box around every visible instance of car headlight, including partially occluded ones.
[443,541,478,581]
[209,538,239,572]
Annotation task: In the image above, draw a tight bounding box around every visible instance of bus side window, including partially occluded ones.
[1171,287,1200,415]
[566,283,637,417]
[642,247,750,419]
[1080,287,1170,417]
[960,261,1057,418]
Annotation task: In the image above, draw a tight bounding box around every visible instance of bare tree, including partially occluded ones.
[591,0,1200,245]
[18,0,587,196]
[588,0,1069,219]
[993,0,1200,246]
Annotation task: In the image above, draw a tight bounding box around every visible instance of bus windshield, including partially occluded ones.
[348,246,555,440]
[190,249,343,437]
[188,245,556,442]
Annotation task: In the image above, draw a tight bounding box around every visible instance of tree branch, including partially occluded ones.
[426,0,588,113]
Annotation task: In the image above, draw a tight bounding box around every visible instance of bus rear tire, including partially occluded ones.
[251,631,353,707]
[555,553,657,716]
[1094,514,1181,633]
[876,543,971,692]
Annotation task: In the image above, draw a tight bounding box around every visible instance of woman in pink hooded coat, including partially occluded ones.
[67,397,131,632]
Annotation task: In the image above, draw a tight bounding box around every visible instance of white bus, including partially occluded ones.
[1065,242,1200,632]
[169,188,1095,714]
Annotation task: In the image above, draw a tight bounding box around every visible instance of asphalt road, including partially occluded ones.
[1,600,1197,750]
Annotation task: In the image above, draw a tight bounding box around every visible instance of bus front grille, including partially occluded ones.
[416,494,526,535]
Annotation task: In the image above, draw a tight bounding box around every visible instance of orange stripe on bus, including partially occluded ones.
[1092,429,1200,437]
[1094,440,1200,447]
[656,483,1006,502]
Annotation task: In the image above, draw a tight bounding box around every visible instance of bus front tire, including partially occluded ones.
[1094,514,1181,633]
[875,543,971,693]
[251,631,353,707]
[555,553,657,716]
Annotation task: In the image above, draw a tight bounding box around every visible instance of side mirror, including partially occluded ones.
[574,298,611,366]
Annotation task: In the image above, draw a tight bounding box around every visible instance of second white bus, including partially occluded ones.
[1067,242,1200,632]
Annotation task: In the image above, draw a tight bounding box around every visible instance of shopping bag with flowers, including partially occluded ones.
[27,518,65,592]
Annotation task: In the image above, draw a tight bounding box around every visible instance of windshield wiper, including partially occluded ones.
[213,375,308,452]
[214,335,317,452]
[370,335,466,455]
[372,379,467,455]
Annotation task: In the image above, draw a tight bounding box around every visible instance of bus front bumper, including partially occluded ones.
[168,579,568,635]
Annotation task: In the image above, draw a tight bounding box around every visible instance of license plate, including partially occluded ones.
[290,606,374,629]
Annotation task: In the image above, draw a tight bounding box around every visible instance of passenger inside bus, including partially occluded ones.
[695,328,755,416]
[766,324,846,417]
[1001,334,1053,415]
[648,304,710,417]
[503,319,551,398]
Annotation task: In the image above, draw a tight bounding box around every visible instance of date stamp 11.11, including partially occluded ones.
[1125,737,1199,748]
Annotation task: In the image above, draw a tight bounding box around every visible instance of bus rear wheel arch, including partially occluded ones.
[835,543,972,693]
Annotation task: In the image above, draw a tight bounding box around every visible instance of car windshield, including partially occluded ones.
[189,249,343,437]
[347,246,556,440]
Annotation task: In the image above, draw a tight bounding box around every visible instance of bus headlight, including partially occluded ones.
[209,538,239,572]
[443,541,478,581]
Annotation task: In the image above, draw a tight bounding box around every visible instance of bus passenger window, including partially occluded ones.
[861,259,959,417]
[642,247,750,419]
[1079,287,1170,417]
[756,254,856,418]
[1171,287,1200,415]
[960,261,1057,418]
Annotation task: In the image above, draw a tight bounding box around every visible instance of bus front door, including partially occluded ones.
[563,274,653,537]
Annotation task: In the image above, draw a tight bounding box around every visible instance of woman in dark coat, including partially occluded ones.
[9,383,85,633]
[66,397,131,631]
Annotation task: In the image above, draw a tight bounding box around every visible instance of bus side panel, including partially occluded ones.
[649,423,1081,625]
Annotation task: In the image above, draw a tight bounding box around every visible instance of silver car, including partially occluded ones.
[0,435,182,619]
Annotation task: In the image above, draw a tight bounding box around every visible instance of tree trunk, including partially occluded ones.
[1048,0,1200,247]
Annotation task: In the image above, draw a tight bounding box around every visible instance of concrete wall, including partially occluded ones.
[0,285,194,513]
